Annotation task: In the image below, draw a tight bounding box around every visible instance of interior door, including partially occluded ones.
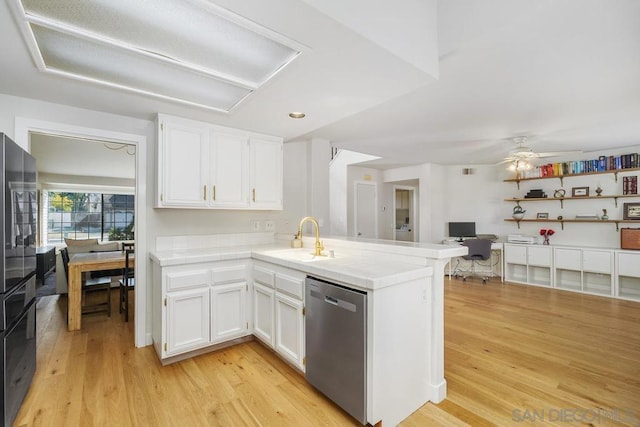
[354,182,377,238]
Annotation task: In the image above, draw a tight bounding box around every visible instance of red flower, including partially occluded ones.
[539,229,555,236]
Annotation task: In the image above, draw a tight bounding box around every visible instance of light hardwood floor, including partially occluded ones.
[15,279,640,426]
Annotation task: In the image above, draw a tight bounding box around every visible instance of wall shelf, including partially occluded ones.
[504,218,640,231]
[504,167,640,189]
[505,194,639,208]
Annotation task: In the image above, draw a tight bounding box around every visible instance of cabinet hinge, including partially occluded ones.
[160,193,163,202]
[302,306,305,316]
[246,322,249,330]
[160,123,163,131]
[164,298,167,306]
[303,356,306,366]
[164,343,167,351]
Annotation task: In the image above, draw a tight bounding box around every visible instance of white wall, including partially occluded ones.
[441,165,508,240]
[346,166,388,238]
[329,149,379,236]
[307,138,331,232]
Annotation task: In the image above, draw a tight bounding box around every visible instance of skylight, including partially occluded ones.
[11,0,302,113]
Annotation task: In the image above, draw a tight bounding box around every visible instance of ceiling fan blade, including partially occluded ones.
[535,151,583,158]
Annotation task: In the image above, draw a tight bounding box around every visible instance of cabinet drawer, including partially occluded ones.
[275,273,304,300]
[528,246,551,267]
[617,253,640,277]
[555,248,581,270]
[212,265,246,284]
[582,250,611,274]
[505,245,527,264]
[166,270,210,291]
[252,265,275,288]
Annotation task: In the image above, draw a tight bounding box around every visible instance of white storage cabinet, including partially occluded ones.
[156,114,282,210]
[152,260,250,360]
[554,247,613,296]
[252,261,305,371]
[615,251,640,301]
[504,243,552,287]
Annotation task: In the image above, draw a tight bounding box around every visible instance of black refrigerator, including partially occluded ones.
[0,133,37,426]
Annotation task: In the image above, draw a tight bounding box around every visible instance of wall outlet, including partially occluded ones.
[250,220,261,231]
[264,220,275,231]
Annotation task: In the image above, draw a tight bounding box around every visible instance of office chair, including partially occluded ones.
[454,239,493,284]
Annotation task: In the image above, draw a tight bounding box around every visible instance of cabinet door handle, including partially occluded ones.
[203,185,207,200]
[212,185,216,201]
[252,188,256,202]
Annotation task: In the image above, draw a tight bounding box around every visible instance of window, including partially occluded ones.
[45,191,134,244]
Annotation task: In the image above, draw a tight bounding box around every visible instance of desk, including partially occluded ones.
[67,251,134,331]
[445,242,503,282]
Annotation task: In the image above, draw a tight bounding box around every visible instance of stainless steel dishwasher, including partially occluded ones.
[305,276,367,424]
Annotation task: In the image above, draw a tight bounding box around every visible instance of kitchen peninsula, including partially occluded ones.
[150,232,465,426]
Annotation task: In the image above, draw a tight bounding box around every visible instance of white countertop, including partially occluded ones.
[149,238,466,290]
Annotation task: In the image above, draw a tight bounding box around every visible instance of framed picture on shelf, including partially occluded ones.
[571,186,589,197]
[536,213,549,219]
[623,203,640,220]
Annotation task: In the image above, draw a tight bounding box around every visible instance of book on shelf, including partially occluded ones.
[624,176,638,195]
[514,152,640,179]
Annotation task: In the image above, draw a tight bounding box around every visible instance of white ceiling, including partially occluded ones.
[30,133,135,180]
[2,0,639,167]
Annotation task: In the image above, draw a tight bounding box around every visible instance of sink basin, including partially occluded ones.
[262,248,340,263]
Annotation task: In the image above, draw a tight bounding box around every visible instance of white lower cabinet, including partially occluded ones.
[275,287,304,369]
[553,248,612,296]
[167,287,210,355]
[152,260,250,361]
[211,282,248,343]
[504,244,635,300]
[582,250,613,296]
[616,251,640,301]
[252,261,306,371]
[152,257,306,369]
[252,281,275,346]
[504,244,552,286]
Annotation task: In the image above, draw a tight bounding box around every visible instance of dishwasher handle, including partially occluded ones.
[324,295,339,305]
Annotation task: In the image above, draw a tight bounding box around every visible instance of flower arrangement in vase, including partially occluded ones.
[539,228,555,245]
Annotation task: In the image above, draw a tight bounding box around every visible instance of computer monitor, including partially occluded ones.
[448,222,476,241]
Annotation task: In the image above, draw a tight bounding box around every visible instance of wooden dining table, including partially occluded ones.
[67,251,134,331]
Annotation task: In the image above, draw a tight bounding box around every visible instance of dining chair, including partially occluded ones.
[60,247,112,316]
[118,248,135,321]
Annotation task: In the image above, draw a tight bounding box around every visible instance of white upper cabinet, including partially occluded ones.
[250,137,283,210]
[156,114,282,210]
[158,116,210,207]
[210,129,249,208]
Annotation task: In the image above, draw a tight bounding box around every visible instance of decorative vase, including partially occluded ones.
[543,235,550,245]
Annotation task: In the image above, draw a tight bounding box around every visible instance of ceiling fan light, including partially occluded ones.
[508,159,532,172]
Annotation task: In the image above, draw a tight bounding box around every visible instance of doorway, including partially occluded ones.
[14,117,148,347]
[393,185,416,242]
[354,181,377,238]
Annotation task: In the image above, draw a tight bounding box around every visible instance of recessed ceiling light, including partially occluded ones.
[289,112,306,119]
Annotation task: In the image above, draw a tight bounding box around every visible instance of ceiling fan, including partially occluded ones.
[497,136,582,170]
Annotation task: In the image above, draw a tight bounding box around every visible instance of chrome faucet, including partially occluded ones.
[296,216,324,256]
